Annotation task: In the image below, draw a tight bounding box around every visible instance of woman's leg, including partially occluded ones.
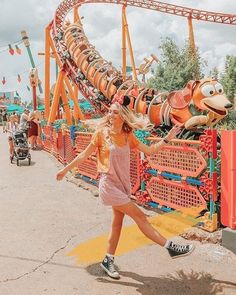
[32,136,37,148]
[28,136,32,148]
[114,201,167,246]
[8,138,14,156]
[3,122,6,133]
[107,208,125,255]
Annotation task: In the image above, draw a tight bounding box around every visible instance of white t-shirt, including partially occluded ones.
[19,113,29,130]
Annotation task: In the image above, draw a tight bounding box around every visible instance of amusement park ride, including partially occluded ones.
[40,1,236,235]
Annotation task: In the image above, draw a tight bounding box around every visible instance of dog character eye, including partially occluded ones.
[201,84,215,97]
[214,83,224,94]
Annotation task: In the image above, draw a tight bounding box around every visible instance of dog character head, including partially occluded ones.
[167,78,233,129]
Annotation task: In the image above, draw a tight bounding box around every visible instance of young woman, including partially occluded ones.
[56,96,194,279]
[2,110,8,133]
[28,112,39,150]
[6,115,18,157]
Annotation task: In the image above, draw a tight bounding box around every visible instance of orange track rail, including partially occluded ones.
[50,1,236,121]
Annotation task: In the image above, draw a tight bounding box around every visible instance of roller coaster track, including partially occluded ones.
[50,0,236,123]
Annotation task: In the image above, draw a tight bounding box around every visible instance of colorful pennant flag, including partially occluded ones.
[2,77,6,85]
[8,44,14,55]
[15,45,21,55]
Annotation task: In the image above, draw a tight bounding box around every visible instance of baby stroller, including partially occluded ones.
[10,130,31,166]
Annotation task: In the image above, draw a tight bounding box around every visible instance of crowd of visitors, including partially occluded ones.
[0,109,40,155]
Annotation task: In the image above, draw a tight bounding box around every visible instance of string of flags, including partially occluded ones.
[1,61,43,86]
[0,38,43,92]
[0,40,23,55]
[1,40,23,85]
[1,74,22,84]
[0,88,30,101]
[1,72,31,91]
[1,84,32,91]
[0,90,20,99]
[8,44,22,55]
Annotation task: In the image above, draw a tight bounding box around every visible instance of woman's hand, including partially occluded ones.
[164,124,183,142]
[56,169,67,181]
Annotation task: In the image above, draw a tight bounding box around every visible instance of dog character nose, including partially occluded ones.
[225,103,233,109]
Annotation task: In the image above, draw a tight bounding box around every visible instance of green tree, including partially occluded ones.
[220,55,236,103]
[148,37,205,92]
[209,67,219,80]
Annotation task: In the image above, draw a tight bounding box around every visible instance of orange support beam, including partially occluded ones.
[61,82,73,125]
[48,33,63,69]
[48,71,65,124]
[122,6,127,80]
[44,26,51,119]
[74,6,80,23]
[188,16,196,56]
[122,8,138,81]
[64,77,84,121]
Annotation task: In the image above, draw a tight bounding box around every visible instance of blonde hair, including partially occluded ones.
[84,102,153,133]
[29,111,38,120]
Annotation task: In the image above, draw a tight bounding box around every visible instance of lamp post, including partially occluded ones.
[21,30,43,110]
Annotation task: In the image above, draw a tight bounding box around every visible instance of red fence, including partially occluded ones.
[41,126,219,226]
[40,125,236,230]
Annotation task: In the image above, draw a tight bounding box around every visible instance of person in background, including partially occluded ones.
[56,95,194,280]
[129,84,139,109]
[19,109,30,133]
[12,111,19,124]
[28,112,39,150]
[0,109,2,124]
[6,115,18,158]
[41,111,45,120]
[2,109,8,133]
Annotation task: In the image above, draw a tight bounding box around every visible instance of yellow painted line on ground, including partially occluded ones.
[68,209,201,265]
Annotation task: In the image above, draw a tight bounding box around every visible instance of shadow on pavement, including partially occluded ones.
[86,264,236,295]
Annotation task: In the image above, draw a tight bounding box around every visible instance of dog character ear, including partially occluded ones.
[167,80,197,109]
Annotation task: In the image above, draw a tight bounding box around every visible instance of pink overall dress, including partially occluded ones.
[99,139,131,206]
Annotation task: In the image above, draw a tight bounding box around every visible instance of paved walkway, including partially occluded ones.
[0,127,236,295]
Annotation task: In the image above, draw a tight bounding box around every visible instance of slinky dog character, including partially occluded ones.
[63,22,232,130]
[164,78,232,129]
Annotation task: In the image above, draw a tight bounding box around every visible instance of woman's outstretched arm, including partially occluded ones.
[56,142,96,181]
[137,125,182,156]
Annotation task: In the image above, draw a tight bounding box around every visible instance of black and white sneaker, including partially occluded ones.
[100,255,120,279]
[167,241,195,259]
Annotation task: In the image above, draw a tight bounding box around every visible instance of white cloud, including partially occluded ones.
[0,0,235,101]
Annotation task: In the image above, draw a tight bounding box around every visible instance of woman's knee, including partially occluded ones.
[111,209,124,227]
[112,213,124,226]
[132,210,147,223]
[126,204,147,222]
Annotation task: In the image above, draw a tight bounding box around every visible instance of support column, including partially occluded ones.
[122,6,127,80]
[44,26,51,119]
[61,82,73,125]
[123,10,137,81]
[188,16,196,56]
[48,71,65,124]
[64,77,84,121]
